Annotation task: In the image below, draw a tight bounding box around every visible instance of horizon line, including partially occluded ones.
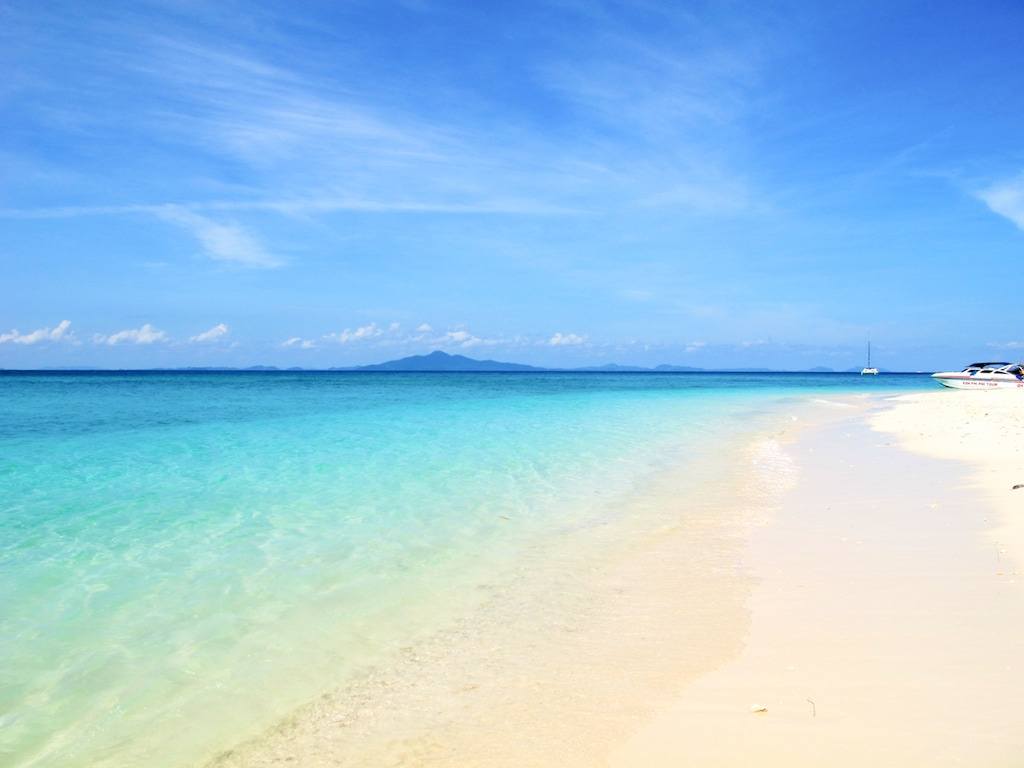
[0,367,935,374]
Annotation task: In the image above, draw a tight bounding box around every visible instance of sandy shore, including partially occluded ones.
[614,391,1024,766]
[872,389,1024,573]
[214,392,1024,767]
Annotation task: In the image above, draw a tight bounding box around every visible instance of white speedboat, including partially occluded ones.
[932,361,1024,389]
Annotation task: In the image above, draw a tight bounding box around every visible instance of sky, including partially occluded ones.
[2,0,1024,370]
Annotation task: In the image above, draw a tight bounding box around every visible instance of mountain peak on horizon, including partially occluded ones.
[339,350,544,372]
[328,351,871,373]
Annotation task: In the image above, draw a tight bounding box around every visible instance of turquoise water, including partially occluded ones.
[0,372,931,767]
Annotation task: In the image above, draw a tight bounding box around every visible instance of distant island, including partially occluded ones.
[333,350,544,372]
[327,351,894,373]
[328,351,905,373]
[14,351,907,373]
[329,351,742,371]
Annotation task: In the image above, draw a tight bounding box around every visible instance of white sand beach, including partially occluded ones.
[872,389,1024,573]
[613,391,1024,766]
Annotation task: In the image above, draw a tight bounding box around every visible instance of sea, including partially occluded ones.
[0,371,932,767]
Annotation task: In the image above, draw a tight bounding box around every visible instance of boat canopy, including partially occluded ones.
[958,361,1024,375]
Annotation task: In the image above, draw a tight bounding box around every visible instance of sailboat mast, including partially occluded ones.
[867,341,871,368]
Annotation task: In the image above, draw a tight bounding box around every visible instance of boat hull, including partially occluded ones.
[932,373,1024,389]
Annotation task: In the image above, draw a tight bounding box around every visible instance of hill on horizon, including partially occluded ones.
[326,351,868,373]
[335,350,545,372]
[10,353,918,374]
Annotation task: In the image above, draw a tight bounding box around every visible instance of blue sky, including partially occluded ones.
[2,0,1023,370]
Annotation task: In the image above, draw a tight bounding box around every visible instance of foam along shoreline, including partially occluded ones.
[613,393,1024,766]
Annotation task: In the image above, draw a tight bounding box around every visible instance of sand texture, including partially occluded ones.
[614,396,1023,766]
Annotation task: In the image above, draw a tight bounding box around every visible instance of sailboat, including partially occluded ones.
[861,342,879,375]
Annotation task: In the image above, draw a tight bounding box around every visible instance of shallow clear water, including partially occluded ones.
[0,371,931,767]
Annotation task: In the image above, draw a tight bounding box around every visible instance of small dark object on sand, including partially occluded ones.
[1013,484,1024,490]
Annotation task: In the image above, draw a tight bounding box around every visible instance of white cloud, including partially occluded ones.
[976,176,1024,230]
[95,323,168,345]
[49,319,72,340]
[158,205,282,268]
[416,323,433,333]
[685,341,707,353]
[548,332,586,346]
[440,330,478,347]
[436,328,501,349]
[282,336,316,349]
[324,323,384,344]
[0,319,72,345]
[987,340,1024,349]
[189,323,229,343]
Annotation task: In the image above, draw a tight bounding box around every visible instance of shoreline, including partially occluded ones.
[209,397,813,767]
[213,390,1024,766]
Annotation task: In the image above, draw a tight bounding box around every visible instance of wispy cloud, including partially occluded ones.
[2,7,763,227]
[189,323,229,343]
[637,176,754,214]
[976,175,1024,231]
[0,319,72,345]
[548,332,586,346]
[437,328,505,348]
[538,5,759,130]
[285,322,415,349]
[94,323,168,345]
[284,321,494,350]
[0,197,576,220]
[987,340,1024,349]
[157,206,281,268]
[133,36,448,170]
[280,322,585,353]
[323,323,385,344]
